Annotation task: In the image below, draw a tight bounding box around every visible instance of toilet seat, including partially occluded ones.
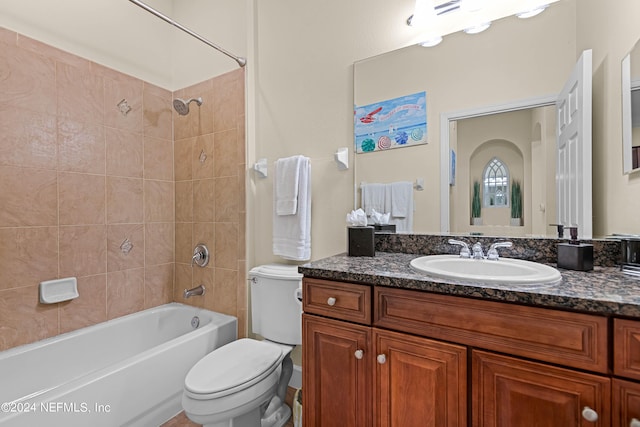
[184,339,284,400]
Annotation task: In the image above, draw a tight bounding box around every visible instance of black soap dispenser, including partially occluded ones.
[557,226,593,271]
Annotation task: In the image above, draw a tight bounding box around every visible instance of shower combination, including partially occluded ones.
[173,97,203,116]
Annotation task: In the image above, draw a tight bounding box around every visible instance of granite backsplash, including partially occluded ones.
[374,233,621,267]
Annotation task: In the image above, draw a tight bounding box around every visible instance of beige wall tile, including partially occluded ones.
[0,42,56,114]
[59,225,107,278]
[58,172,106,225]
[145,263,174,308]
[144,136,173,181]
[214,129,238,177]
[106,128,143,178]
[174,138,193,181]
[192,134,215,180]
[0,286,58,351]
[175,181,193,223]
[59,274,107,333]
[143,84,172,141]
[193,222,214,253]
[212,268,238,316]
[106,176,144,224]
[193,179,215,222]
[145,222,174,266]
[107,223,145,272]
[0,166,57,227]
[215,176,239,223]
[57,61,104,125]
[0,27,17,45]
[0,227,58,291]
[174,263,193,304]
[57,118,106,174]
[104,74,143,133]
[0,105,57,169]
[144,180,175,222]
[107,268,145,320]
[215,222,238,270]
[213,70,243,132]
[191,266,213,309]
[175,222,193,265]
[18,34,90,70]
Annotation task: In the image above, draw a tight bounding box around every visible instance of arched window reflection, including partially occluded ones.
[483,157,509,207]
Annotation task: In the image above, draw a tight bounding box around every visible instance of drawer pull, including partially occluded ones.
[377,354,387,364]
[581,406,598,422]
[354,349,364,359]
[630,418,640,427]
[327,297,336,306]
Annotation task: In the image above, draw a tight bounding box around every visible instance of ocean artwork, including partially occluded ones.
[354,91,427,154]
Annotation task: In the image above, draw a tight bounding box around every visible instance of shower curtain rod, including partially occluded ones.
[128,0,246,68]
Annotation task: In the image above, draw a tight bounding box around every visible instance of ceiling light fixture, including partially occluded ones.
[460,0,484,13]
[419,36,443,47]
[516,4,549,19]
[409,0,437,27]
[463,21,491,34]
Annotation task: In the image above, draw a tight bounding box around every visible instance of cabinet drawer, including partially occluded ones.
[303,278,371,325]
[614,318,640,380]
[375,287,608,373]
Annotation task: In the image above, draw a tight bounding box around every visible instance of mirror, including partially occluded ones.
[354,0,581,237]
[623,39,640,174]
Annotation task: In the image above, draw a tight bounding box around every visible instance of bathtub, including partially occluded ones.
[0,303,237,427]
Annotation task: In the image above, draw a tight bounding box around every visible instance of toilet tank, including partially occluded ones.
[250,264,302,345]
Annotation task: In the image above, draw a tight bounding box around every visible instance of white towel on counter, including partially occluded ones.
[273,156,311,261]
[275,155,303,215]
[361,183,386,216]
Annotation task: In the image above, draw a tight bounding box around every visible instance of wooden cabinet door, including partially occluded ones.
[302,314,372,427]
[374,328,467,427]
[473,350,610,427]
[613,378,640,427]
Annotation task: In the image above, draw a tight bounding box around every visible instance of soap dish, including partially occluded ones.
[39,277,79,304]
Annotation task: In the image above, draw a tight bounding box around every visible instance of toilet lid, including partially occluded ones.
[185,339,283,395]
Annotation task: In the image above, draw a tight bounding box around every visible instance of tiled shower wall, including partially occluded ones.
[172,69,247,338]
[0,27,247,351]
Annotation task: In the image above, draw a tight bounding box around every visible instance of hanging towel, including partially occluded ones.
[273,156,311,261]
[361,183,386,217]
[388,181,414,232]
[275,155,304,215]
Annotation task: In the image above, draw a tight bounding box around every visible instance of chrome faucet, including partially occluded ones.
[448,239,470,258]
[184,284,205,298]
[192,243,209,267]
[486,241,513,260]
[471,242,485,259]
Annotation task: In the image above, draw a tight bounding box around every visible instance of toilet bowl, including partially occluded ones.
[182,264,302,427]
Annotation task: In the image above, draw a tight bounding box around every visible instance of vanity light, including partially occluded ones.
[460,0,485,13]
[409,0,437,28]
[419,35,443,47]
[463,21,491,34]
[516,4,549,19]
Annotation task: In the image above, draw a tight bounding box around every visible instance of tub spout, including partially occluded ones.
[183,285,205,298]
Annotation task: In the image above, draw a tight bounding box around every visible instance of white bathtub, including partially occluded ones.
[0,303,237,427]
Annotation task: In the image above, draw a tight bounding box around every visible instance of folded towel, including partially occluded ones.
[273,157,311,260]
[275,155,304,215]
[361,183,386,217]
[390,181,413,218]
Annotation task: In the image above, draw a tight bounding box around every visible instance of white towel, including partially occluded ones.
[275,155,303,215]
[273,157,311,261]
[388,181,414,233]
[361,183,386,217]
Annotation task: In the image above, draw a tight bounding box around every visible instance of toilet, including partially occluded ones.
[182,264,303,427]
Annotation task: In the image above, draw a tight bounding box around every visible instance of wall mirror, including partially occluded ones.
[354,0,593,238]
[622,38,640,174]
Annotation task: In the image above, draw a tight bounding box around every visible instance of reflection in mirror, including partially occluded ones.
[622,39,640,174]
[354,0,578,238]
[449,106,556,237]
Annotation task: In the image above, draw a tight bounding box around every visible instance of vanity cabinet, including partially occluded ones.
[614,319,640,426]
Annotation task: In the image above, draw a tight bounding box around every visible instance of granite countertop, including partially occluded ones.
[299,252,640,318]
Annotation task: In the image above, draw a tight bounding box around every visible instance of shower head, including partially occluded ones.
[173,97,203,116]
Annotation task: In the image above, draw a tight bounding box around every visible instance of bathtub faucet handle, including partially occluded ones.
[191,244,209,267]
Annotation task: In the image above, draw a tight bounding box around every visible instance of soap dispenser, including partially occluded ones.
[557,226,593,271]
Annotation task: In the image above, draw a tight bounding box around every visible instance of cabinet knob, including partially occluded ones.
[581,406,598,422]
[327,297,336,306]
[354,349,364,359]
[630,418,640,427]
[377,354,387,364]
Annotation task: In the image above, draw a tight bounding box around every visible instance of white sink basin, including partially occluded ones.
[410,255,562,285]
